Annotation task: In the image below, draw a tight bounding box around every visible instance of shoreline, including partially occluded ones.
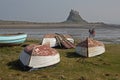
[0,23,120,44]
[0,23,119,29]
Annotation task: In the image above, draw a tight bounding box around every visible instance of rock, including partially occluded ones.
[65,9,88,23]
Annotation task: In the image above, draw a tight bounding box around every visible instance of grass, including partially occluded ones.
[0,39,120,80]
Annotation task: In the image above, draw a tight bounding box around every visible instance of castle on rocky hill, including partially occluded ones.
[65,9,88,23]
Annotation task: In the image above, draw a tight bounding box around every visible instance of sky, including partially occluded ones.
[0,0,120,24]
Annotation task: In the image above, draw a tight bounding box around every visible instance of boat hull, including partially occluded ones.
[76,38,105,57]
[0,33,27,45]
[42,37,74,47]
[76,46,105,57]
[20,51,60,68]
[42,38,57,47]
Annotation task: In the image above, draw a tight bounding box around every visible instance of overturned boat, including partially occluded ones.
[41,33,75,48]
[76,38,105,57]
[19,44,60,70]
[0,33,27,46]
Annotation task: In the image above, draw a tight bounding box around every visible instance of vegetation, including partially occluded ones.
[0,39,120,80]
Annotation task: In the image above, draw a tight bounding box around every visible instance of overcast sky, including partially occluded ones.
[0,0,120,24]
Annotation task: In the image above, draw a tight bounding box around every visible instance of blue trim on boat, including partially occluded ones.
[0,38,26,43]
[0,34,27,40]
[0,37,26,41]
[0,33,27,44]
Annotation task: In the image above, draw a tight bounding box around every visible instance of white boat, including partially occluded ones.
[41,34,74,48]
[19,44,60,70]
[76,38,105,57]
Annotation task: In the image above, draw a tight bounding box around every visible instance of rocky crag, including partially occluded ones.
[64,9,88,23]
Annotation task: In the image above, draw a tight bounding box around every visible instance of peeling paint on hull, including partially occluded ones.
[76,38,105,57]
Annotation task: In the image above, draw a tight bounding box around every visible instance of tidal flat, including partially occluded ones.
[0,23,120,44]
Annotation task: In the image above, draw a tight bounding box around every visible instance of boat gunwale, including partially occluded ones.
[0,33,26,36]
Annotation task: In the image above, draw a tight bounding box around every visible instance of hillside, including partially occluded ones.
[64,9,88,23]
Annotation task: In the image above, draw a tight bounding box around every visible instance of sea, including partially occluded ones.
[0,27,120,43]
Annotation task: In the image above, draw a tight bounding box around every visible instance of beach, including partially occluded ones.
[0,23,120,44]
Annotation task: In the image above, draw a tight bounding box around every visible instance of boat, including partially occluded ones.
[41,33,75,48]
[55,33,76,48]
[76,38,105,57]
[19,44,60,70]
[0,33,27,46]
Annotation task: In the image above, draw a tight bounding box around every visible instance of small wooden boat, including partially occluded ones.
[55,33,76,48]
[0,33,27,46]
[76,38,105,57]
[41,33,74,48]
[19,44,60,70]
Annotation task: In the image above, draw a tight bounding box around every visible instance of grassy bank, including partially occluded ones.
[0,40,120,80]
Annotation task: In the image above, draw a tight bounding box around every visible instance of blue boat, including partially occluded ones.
[0,33,27,46]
